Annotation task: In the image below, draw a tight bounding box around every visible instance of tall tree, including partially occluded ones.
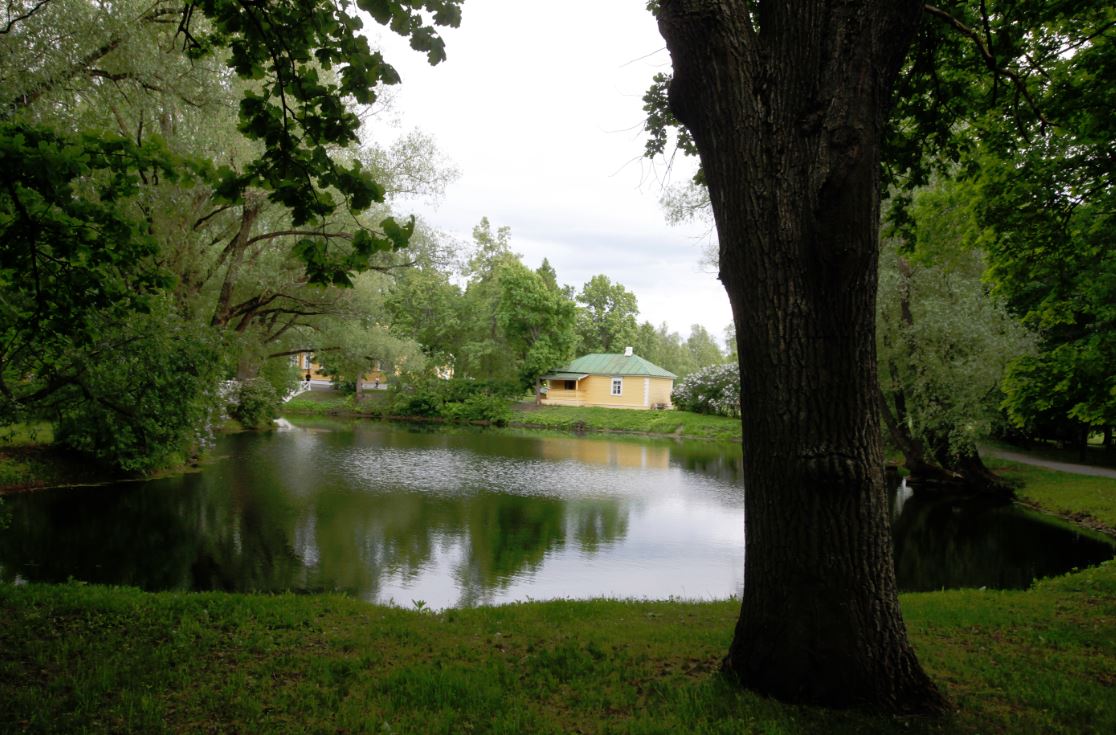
[877,215,1033,492]
[496,261,578,391]
[574,274,640,354]
[684,324,724,370]
[653,0,943,711]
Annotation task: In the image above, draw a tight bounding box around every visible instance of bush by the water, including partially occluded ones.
[229,379,281,430]
[388,376,517,425]
[53,309,226,472]
[672,364,741,417]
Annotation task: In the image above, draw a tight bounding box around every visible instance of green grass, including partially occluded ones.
[988,457,1116,531]
[509,404,743,442]
[282,395,744,442]
[1,562,1113,734]
[0,421,54,447]
[281,389,388,417]
[0,422,67,490]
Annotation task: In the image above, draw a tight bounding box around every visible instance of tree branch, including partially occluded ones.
[1,0,52,34]
[245,229,352,246]
[923,3,1049,129]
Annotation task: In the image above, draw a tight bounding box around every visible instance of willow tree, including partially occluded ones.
[653,0,944,712]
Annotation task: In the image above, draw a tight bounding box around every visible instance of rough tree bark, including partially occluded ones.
[657,0,947,712]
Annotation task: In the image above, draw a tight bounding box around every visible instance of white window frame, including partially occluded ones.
[611,376,623,396]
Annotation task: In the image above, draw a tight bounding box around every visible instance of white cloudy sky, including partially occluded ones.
[367,1,733,344]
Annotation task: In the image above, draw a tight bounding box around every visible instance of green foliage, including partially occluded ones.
[877,183,1035,463]
[179,0,462,272]
[495,261,578,388]
[52,304,226,472]
[671,364,741,418]
[440,394,512,426]
[452,221,578,387]
[385,265,467,368]
[0,122,191,415]
[967,5,1116,441]
[229,379,281,431]
[575,275,639,354]
[0,0,461,472]
[257,357,301,398]
[388,376,518,424]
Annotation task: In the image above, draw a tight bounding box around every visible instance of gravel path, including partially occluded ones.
[982,447,1116,480]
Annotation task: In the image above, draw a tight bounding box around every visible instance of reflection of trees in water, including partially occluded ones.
[570,501,628,553]
[0,481,204,589]
[891,494,1115,591]
[6,428,1113,602]
[668,442,744,486]
[455,493,567,606]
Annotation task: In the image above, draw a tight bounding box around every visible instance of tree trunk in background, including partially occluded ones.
[658,0,946,712]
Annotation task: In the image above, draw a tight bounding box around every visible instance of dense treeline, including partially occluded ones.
[0,0,725,471]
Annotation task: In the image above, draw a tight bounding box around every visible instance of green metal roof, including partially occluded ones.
[549,353,676,379]
[539,371,589,381]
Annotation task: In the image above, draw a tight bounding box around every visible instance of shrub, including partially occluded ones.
[441,394,512,425]
[388,376,514,423]
[229,379,281,430]
[53,309,226,472]
[672,364,741,417]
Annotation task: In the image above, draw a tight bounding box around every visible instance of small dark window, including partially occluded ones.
[564,380,577,390]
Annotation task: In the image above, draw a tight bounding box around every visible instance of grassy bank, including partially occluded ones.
[281,392,745,442]
[509,404,742,442]
[990,458,1116,534]
[281,389,388,417]
[1,561,1113,734]
[0,423,74,491]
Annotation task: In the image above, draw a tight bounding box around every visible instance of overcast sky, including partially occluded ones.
[369,1,733,345]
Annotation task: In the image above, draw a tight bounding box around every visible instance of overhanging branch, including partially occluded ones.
[923,3,1049,129]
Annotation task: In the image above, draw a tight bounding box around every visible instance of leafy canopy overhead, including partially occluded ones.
[178,0,462,281]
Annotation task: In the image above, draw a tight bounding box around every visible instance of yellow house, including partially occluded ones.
[292,353,387,390]
[540,349,676,409]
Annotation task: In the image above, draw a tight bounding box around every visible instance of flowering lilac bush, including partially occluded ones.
[672,364,741,417]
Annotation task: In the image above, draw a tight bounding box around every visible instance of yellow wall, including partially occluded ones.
[295,353,385,385]
[538,436,670,469]
[543,375,674,409]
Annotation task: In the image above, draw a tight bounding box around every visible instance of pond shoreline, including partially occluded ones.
[5,414,1115,550]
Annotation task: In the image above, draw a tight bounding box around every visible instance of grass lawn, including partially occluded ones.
[988,457,1116,533]
[1,562,1113,734]
[509,404,743,442]
[0,422,76,491]
[281,389,388,417]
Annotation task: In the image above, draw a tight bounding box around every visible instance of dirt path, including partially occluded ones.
[982,447,1116,480]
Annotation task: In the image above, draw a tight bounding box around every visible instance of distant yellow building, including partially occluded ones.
[540,349,676,409]
[292,353,387,390]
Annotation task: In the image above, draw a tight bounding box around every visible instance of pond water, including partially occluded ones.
[1,418,1112,608]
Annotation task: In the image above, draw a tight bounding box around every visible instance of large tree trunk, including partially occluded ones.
[658,0,946,712]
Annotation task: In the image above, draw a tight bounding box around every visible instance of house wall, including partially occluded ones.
[294,353,386,387]
[543,375,674,409]
[544,382,581,406]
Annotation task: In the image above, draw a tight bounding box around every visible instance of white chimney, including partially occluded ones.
[624,346,633,357]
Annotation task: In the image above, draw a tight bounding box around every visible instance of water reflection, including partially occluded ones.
[0,422,745,607]
[891,489,1115,591]
[0,421,1110,606]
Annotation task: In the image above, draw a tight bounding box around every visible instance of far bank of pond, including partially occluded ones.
[281,391,746,442]
[2,417,1112,608]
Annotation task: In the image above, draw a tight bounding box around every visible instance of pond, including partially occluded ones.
[1,418,1112,608]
